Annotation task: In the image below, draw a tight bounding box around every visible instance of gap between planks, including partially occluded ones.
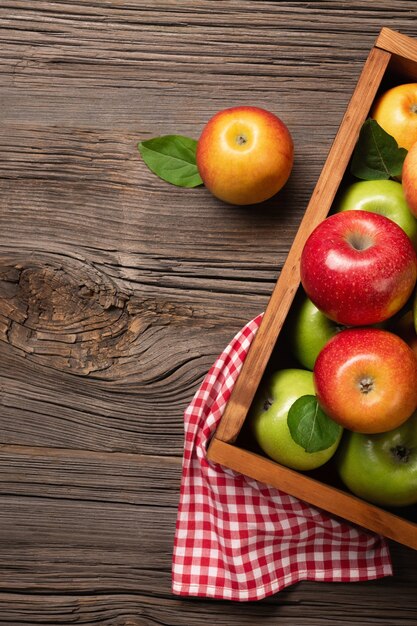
[0,443,182,464]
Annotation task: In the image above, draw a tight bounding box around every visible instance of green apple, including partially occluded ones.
[287,295,345,370]
[288,293,389,371]
[335,179,417,247]
[250,368,342,471]
[336,412,417,507]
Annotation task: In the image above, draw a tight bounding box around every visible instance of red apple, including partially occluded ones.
[313,328,417,434]
[300,211,417,326]
[401,140,417,217]
[196,106,293,205]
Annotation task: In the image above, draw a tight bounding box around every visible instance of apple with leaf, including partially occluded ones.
[138,106,294,205]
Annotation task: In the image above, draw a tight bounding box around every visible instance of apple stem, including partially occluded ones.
[391,445,410,463]
[358,376,374,394]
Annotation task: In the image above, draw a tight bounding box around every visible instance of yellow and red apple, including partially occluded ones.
[313,328,417,434]
[196,106,294,205]
[371,82,417,150]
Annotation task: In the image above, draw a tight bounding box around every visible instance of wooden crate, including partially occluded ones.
[207,27,417,550]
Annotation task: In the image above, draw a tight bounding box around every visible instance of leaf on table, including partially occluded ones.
[350,118,407,180]
[138,135,203,188]
[287,395,343,453]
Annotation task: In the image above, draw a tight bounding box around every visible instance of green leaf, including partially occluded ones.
[138,135,203,188]
[287,395,343,453]
[350,118,407,180]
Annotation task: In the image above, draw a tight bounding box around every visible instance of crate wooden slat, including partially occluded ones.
[209,439,417,550]
[207,28,417,550]
[376,27,417,79]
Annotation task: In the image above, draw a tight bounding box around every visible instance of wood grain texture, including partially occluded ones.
[1,1,417,623]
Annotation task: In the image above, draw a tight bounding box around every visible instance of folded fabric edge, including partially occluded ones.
[172,561,393,602]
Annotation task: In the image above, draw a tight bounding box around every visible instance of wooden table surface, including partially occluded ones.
[1,2,417,624]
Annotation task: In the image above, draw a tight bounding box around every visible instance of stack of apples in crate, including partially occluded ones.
[250,83,417,510]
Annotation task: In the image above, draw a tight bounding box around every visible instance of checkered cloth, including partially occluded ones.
[172,314,393,601]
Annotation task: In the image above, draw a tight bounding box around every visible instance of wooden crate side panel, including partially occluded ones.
[207,439,417,550]
[214,46,392,444]
[376,27,417,61]
[376,28,417,79]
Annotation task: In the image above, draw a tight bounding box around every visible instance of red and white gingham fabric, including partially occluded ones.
[172,313,393,601]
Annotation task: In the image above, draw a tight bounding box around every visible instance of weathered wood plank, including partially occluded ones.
[1,1,417,624]
[0,445,182,506]
[0,549,414,625]
[0,446,414,608]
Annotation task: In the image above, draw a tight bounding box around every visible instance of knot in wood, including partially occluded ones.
[0,258,144,377]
